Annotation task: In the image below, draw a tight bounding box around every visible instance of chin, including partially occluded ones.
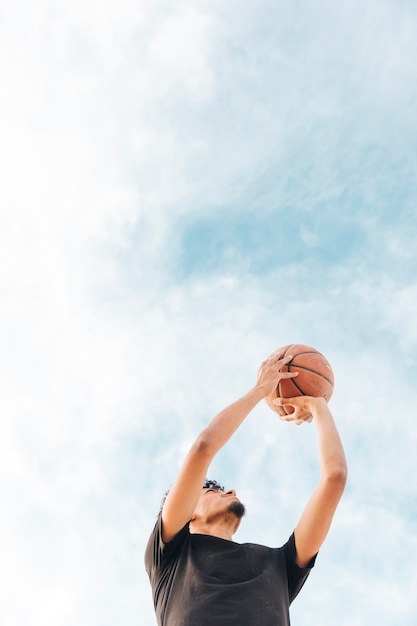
[227,500,246,519]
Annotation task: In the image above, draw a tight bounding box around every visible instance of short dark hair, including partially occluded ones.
[159,478,224,514]
[202,479,224,491]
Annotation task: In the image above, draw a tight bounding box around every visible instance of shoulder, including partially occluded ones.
[285,532,318,570]
[144,514,190,575]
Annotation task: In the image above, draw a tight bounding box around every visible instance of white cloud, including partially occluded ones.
[1,0,417,624]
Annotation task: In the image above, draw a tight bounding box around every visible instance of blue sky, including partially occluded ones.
[1,1,417,624]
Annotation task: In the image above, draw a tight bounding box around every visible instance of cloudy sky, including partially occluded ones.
[1,0,417,624]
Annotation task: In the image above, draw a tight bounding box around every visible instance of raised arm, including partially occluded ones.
[275,396,347,567]
[161,352,297,543]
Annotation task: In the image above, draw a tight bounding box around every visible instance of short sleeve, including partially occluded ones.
[283,532,317,604]
[144,514,189,581]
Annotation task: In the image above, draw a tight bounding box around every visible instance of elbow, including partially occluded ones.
[191,432,217,460]
[324,462,348,492]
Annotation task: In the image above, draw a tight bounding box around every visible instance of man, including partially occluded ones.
[145,351,347,625]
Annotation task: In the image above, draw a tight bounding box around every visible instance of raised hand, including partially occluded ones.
[273,395,328,425]
[255,351,299,397]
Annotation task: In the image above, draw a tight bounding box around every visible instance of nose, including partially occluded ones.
[225,488,236,496]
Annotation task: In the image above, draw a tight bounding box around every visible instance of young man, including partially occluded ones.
[145,351,347,625]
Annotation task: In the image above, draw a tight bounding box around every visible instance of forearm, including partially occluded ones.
[312,399,347,480]
[293,400,347,567]
[196,385,267,457]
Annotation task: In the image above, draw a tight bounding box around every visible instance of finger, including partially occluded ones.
[278,408,312,425]
[297,413,313,424]
[273,395,303,405]
[278,371,298,379]
[267,352,292,366]
[280,415,303,425]
[273,397,297,407]
[278,413,295,422]
[266,349,282,360]
[278,409,299,420]
[260,351,277,367]
[274,354,293,367]
[274,399,288,409]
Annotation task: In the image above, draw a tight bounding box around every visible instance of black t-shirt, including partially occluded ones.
[145,516,316,626]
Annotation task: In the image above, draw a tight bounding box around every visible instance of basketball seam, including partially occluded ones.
[291,351,319,355]
[282,345,295,359]
[290,364,334,387]
[287,376,307,396]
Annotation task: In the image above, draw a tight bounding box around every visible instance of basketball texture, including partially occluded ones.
[265,344,334,416]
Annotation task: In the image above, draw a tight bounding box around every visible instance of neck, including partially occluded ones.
[189,517,239,541]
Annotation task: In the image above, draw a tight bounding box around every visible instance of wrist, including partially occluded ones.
[311,397,331,418]
[251,383,271,401]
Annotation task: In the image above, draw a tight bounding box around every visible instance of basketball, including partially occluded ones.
[265,344,334,416]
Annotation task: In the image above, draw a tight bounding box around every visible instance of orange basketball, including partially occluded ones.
[265,344,334,416]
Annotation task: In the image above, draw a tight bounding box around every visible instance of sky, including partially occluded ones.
[1,0,417,624]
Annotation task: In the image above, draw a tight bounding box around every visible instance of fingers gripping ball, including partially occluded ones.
[265,344,334,416]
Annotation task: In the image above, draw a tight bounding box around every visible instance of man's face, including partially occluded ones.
[193,487,245,523]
